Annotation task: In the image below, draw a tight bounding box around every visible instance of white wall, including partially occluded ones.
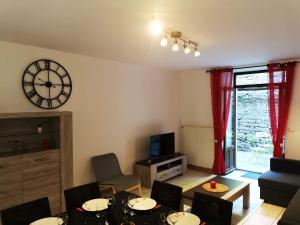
[179,66,300,168]
[0,41,180,185]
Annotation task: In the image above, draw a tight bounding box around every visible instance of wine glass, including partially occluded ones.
[168,211,179,225]
[59,213,68,225]
[128,195,136,216]
[159,213,167,225]
[95,205,104,219]
[122,199,129,214]
[107,194,115,206]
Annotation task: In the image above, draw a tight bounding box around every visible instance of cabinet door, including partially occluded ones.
[23,150,61,215]
[0,155,23,210]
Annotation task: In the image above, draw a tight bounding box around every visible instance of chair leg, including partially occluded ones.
[125,183,142,196]
[138,183,142,196]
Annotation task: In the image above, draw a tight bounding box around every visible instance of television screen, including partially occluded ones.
[149,132,175,158]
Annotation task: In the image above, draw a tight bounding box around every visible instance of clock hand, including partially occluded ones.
[37,78,47,83]
[47,70,50,82]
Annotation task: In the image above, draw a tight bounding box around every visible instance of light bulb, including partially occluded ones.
[194,49,201,57]
[184,46,191,54]
[150,20,162,34]
[172,39,179,51]
[160,37,168,47]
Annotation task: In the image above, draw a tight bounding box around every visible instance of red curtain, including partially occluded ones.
[210,68,233,175]
[268,62,296,158]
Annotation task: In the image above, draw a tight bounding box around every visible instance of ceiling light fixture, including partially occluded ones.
[157,29,200,57]
[194,47,201,57]
[172,39,179,51]
[184,42,191,54]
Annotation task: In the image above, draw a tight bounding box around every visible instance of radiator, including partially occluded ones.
[181,126,214,169]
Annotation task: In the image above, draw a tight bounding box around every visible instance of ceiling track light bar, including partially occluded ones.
[169,31,198,48]
[160,30,200,57]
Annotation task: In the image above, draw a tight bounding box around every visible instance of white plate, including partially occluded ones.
[128,197,157,211]
[82,198,109,212]
[30,217,63,225]
[167,212,200,225]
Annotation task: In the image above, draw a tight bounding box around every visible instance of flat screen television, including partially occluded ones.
[149,132,175,158]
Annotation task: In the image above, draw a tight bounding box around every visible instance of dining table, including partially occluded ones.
[66,191,175,225]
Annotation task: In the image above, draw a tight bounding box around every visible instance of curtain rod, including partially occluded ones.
[206,61,300,73]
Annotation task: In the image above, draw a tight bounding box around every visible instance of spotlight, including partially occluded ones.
[150,20,162,34]
[183,42,191,54]
[194,47,200,57]
[172,39,179,51]
[160,36,168,47]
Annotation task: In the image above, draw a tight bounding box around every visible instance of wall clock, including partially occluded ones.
[22,59,72,109]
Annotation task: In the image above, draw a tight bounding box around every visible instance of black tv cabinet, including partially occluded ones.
[134,153,187,188]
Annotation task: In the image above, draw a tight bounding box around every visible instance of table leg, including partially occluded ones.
[243,184,250,209]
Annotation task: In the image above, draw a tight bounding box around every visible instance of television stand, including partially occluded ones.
[134,153,187,188]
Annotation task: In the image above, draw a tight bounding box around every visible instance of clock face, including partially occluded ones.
[22,59,72,109]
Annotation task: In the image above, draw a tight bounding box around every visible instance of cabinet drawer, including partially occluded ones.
[157,165,182,181]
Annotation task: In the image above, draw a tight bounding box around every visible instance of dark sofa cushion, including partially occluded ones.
[271,158,300,175]
[278,189,300,225]
[258,171,300,193]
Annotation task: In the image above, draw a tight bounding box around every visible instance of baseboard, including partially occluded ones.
[187,164,213,173]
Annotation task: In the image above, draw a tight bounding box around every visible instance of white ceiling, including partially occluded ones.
[0,0,300,71]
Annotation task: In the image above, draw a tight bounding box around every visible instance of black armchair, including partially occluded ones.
[64,182,101,213]
[191,192,232,225]
[1,197,51,225]
[151,180,183,211]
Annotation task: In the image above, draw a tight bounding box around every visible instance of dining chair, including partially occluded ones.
[191,192,233,225]
[64,182,101,213]
[150,180,183,211]
[1,197,51,225]
[92,153,141,195]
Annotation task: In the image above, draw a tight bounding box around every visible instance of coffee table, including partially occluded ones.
[182,175,250,209]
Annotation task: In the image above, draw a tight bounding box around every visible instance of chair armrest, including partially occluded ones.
[99,184,117,194]
[270,157,300,174]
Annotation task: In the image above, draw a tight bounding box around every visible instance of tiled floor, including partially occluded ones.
[140,169,285,225]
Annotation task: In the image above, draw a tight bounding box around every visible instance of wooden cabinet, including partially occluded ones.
[0,112,73,216]
[134,154,187,188]
[0,155,23,210]
[23,150,61,215]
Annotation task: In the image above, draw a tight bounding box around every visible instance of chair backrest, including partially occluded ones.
[191,192,233,225]
[1,197,51,225]
[150,180,183,211]
[64,182,101,213]
[92,153,122,182]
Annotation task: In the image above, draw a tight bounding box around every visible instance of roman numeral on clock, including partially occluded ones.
[34,62,42,72]
[61,73,68,78]
[23,81,33,86]
[27,89,37,98]
[55,97,62,104]
[47,99,52,108]
[26,70,35,77]
[36,96,44,106]
[61,91,69,97]
[44,60,50,70]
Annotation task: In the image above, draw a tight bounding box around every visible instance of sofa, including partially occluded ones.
[258,158,300,225]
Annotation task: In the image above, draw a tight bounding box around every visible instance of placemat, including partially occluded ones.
[202,183,229,193]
